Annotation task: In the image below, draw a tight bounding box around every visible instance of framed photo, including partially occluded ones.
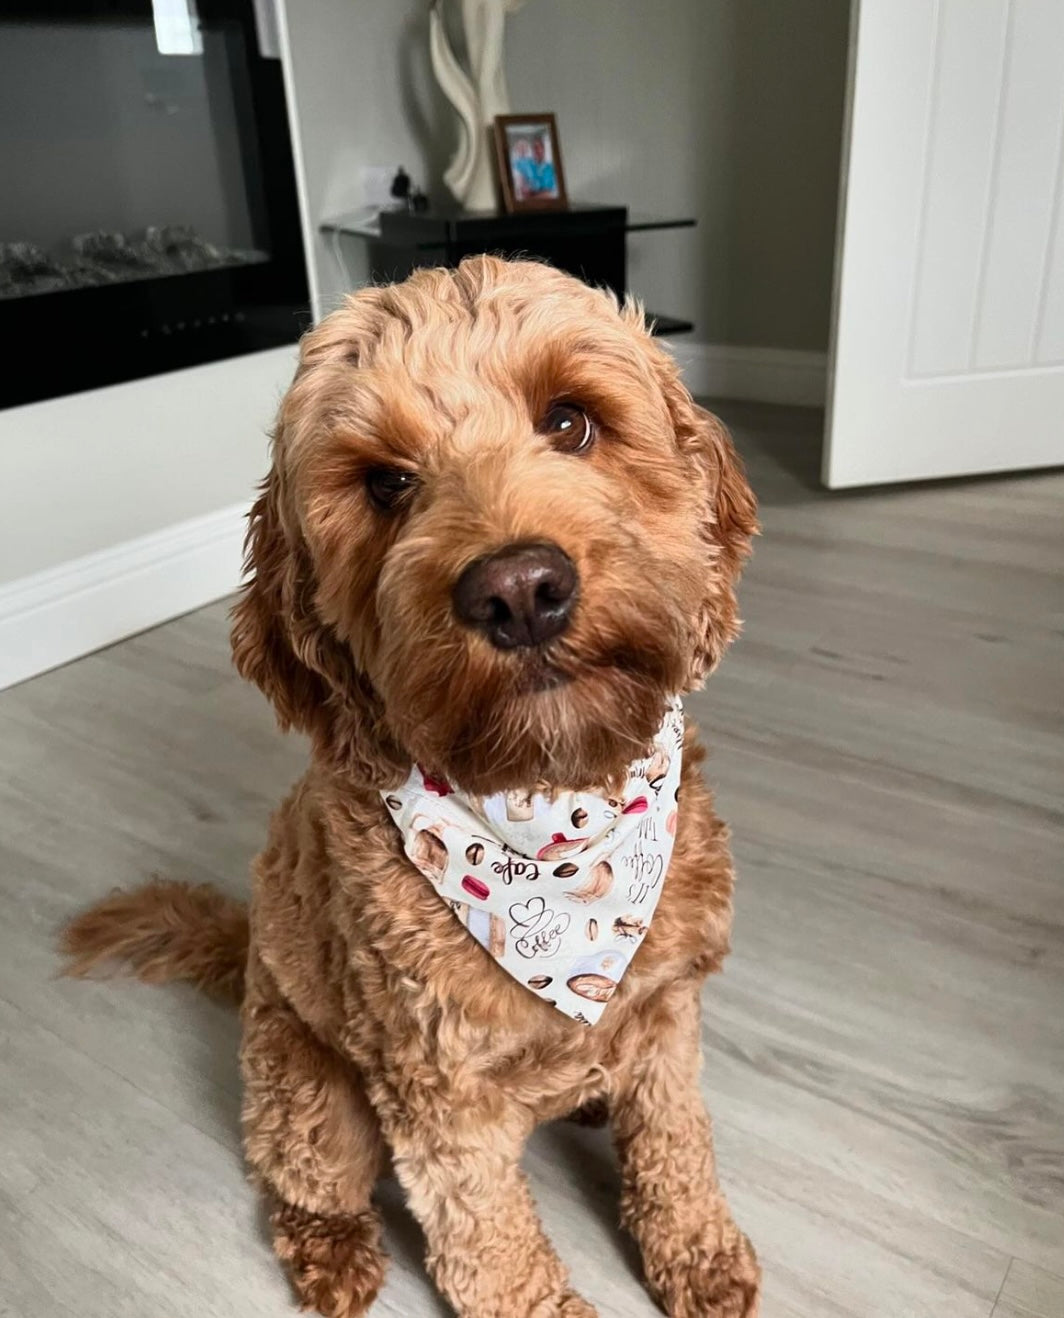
[493,113,568,213]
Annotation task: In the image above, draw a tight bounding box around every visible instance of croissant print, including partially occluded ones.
[563,860,613,904]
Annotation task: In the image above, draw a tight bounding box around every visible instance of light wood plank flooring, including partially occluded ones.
[1,402,1061,1318]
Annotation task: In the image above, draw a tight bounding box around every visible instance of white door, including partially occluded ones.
[825,0,1064,488]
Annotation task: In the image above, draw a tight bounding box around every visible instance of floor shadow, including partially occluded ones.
[375,1177,453,1317]
[705,398,829,506]
[530,1118,646,1284]
[706,396,1064,512]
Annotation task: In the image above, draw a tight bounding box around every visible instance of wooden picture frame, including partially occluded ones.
[493,113,569,213]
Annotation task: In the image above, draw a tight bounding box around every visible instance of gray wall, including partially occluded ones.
[284,0,453,315]
[287,0,850,351]
[506,0,850,351]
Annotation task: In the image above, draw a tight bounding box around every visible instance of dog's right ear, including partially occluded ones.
[230,423,405,785]
[231,294,409,781]
[230,461,329,736]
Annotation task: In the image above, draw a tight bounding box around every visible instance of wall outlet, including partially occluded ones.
[360,165,398,208]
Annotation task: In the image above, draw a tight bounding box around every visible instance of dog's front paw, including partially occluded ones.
[646,1228,760,1318]
[271,1201,387,1318]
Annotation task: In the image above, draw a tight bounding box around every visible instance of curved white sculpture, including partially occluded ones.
[429,0,527,211]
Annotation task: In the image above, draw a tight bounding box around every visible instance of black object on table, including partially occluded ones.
[320,203,696,337]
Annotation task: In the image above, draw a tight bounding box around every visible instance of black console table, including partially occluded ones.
[320,203,696,336]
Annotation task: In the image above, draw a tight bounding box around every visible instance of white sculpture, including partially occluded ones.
[429,0,527,211]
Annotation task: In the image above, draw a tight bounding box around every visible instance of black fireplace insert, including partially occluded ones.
[1,0,309,409]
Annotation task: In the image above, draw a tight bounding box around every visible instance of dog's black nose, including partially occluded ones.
[453,542,577,649]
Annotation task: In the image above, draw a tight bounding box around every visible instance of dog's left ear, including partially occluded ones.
[656,356,759,681]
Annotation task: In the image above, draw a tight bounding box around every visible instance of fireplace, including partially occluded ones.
[0,0,309,409]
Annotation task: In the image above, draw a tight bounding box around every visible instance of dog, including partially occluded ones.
[63,256,761,1318]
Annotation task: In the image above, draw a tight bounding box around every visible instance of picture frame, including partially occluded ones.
[493,113,569,213]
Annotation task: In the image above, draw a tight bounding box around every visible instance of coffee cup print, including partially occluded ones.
[566,947,629,1004]
[467,906,506,958]
[453,902,506,959]
[505,789,535,822]
[536,833,588,862]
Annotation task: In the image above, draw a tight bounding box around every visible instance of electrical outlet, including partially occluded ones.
[360,165,399,208]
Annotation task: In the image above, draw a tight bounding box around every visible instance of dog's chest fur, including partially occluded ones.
[250,733,735,1118]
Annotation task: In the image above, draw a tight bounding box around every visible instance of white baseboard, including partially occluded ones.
[0,503,249,692]
[667,341,828,407]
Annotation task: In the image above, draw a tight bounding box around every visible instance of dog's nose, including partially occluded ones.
[452,542,577,649]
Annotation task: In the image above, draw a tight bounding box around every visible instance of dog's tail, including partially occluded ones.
[60,878,249,1006]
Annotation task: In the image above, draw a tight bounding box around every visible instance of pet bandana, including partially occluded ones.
[381,699,684,1024]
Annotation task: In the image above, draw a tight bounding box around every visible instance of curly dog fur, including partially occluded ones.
[62,256,761,1317]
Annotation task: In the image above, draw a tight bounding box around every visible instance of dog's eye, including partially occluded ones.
[365,466,418,512]
[538,401,594,455]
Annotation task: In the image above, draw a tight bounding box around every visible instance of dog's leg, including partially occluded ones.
[241,964,388,1318]
[377,1093,597,1318]
[612,985,760,1318]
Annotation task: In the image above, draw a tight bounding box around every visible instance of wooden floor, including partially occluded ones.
[1,402,1062,1318]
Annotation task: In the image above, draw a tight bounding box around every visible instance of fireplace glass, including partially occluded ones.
[1,0,308,408]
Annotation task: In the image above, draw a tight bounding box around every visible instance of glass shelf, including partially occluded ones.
[318,204,697,337]
[320,204,696,242]
[625,213,697,233]
[320,210,386,240]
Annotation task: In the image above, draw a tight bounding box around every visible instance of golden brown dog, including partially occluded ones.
[63,256,761,1318]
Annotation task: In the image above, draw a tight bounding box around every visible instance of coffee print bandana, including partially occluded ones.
[382,699,684,1024]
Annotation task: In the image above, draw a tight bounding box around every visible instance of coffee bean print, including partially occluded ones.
[384,796,402,811]
[528,974,553,990]
[553,862,579,878]
[465,842,485,865]
[571,807,589,829]
[587,918,598,940]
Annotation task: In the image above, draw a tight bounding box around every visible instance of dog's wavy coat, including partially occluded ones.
[64,257,761,1318]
